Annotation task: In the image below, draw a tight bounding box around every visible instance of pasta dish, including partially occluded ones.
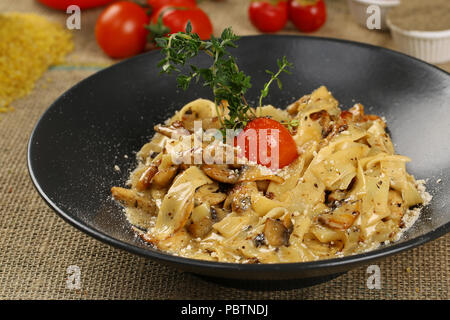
[111,86,430,263]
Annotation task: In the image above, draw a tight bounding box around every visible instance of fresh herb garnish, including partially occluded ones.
[258,56,293,114]
[145,15,170,43]
[281,119,300,133]
[156,23,292,132]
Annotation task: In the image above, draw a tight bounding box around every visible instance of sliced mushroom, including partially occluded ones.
[264,218,290,247]
[309,110,327,121]
[256,180,270,193]
[154,121,189,138]
[186,204,214,238]
[210,206,228,222]
[179,163,192,171]
[319,117,349,147]
[194,183,227,206]
[310,110,332,138]
[254,233,266,247]
[201,164,240,184]
[135,165,159,191]
[187,217,213,238]
[111,187,156,214]
[151,166,178,187]
[325,189,347,207]
[136,154,178,190]
[186,203,213,238]
[232,195,251,213]
[224,182,257,213]
[318,200,360,230]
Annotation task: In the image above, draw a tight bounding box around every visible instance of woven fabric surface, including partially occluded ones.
[0,0,449,300]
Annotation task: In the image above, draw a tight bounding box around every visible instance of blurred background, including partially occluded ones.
[1,0,449,113]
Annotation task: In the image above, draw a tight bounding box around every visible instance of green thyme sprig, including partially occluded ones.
[145,15,170,43]
[156,23,292,132]
[281,119,300,133]
[258,56,293,114]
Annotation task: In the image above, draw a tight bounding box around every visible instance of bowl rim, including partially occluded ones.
[27,34,450,275]
[350,0,400,7]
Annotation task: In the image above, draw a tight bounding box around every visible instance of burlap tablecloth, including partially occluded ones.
[0,0,449,300]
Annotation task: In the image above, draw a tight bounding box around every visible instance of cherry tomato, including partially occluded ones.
[147,0,197,16]
[151,5,212,40]
[236,118,298,169]
[248,0,288,33]
[95,1,149,59]
[289,0,327,33]
[37,0,114,10]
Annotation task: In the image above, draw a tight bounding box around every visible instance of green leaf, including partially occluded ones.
[276,78,282,89]
[185,21,192,33]
[155,26,292,132]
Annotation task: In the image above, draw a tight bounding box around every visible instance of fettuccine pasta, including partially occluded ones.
[111,86,430,263]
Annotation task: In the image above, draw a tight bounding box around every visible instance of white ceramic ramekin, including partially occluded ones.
[386,19,450,64]
[347,0,400,31]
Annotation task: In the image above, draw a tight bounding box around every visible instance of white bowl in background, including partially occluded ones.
[347,0,400,31]
[386,19,450,64]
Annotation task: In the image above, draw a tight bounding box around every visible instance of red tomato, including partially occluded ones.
[236,118,298,169]
[289,0,327,33]
[147,0,197,16]
[248,0,288,33]
[37,0,114,10]
[151,5,212,40]
[95,2,149,59]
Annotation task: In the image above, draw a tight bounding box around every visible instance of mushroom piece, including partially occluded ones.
[210,206,228,222]
[310,110,332,138]
[201,164,240,184]
[135,164,159,191]
[111,187,156,214]
[264,218,290,247]
[224,182,257,213]
[318,200,360,230]
[194,183,227,206]
[151,166,178,187]
[187,217,213,238]
[186,204,214,239]
[256,180,270,193]
[325,189,347,207]
[319,117,349,147]
[136,156,178,190]
[154,121,189,138]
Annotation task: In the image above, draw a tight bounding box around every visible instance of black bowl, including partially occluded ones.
[28,36,450,282]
